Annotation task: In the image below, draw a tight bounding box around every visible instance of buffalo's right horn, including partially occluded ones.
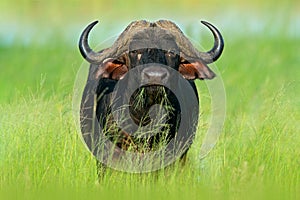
[79,20,103,63]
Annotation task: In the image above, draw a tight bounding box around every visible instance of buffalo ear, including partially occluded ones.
[179,59,216,80]
[95,57,128,80]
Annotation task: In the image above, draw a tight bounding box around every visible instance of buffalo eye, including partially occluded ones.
[165,50,176,58]
[130,50,138,55]
[130,50,142,61]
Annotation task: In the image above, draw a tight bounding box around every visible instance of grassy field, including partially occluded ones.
[1,1,300,199]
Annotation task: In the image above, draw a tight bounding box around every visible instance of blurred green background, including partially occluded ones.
[0,0,299,199]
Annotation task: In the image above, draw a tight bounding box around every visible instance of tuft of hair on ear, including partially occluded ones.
[179,59,216,80]
[95,58,128,80]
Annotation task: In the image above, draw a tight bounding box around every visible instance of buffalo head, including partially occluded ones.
[79,20,223,81]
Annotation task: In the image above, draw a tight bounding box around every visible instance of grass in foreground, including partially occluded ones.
[0,34,299,199]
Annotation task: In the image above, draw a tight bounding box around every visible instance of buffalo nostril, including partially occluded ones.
[142,66,170,85]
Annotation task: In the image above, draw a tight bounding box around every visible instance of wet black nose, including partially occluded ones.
[141,66,170,85]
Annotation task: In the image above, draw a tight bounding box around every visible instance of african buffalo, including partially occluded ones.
[78,20,224,174]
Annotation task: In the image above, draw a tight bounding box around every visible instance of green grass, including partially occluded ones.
[1,1,300,199]
[1,35,299,199]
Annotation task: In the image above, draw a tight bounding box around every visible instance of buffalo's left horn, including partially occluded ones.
[79,20,102,63]
[198,21,224,64]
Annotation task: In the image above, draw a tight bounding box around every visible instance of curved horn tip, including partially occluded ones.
[84,20,99,31]
[200,20,218,31]
[90,20,99,26]
[200,20,210,25]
